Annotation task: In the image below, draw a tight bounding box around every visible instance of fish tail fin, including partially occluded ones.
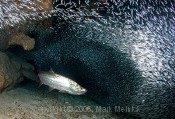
[38,82,43,88]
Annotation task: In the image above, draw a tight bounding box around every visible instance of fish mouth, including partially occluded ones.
[78,89,87,95]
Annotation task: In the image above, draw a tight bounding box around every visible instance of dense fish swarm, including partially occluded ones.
[0,0,52,28]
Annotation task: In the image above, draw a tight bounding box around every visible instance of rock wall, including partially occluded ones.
[0,51,38,92]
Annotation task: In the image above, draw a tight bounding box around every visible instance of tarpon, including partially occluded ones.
[38,69,87,95]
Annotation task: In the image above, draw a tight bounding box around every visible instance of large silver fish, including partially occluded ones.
[38,69,87,95]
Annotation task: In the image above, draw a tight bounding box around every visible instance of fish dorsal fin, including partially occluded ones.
[49,67,55,74]
[38,82,43,88]
[48,87,54,92]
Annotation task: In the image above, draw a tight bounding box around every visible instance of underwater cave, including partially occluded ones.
[0,0,175,119]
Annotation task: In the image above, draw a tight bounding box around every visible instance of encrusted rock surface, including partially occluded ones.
[0,51,38,92]
[8,33,35,50]
[0,51,20,92]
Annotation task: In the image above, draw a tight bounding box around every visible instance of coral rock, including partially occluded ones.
[0,51,19,92]
[8,33,35,50]
[0,51,38,92]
